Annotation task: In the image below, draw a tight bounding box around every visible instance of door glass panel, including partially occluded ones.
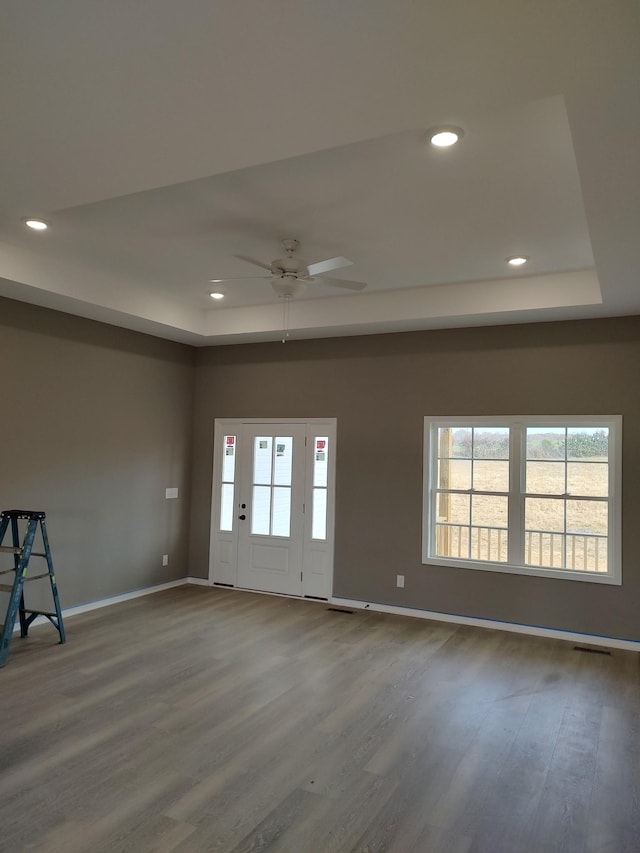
[222,435,237,482]
[312,437,329,541]
[312,488,327,539]
[219,435,237,532]
[251,485,271,535]
[220,483,235,531]
[273,437,293,485]
[251,435,296,537]
[272,487,292,537]
[253,437,273,484]
[313,437,329,487]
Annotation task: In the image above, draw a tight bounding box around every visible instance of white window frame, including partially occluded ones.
[422,415,622,585]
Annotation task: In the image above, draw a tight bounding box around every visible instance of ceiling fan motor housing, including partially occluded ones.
[272,257,308,274]
[270,238,310,277]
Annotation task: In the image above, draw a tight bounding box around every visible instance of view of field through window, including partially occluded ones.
[434,426,610,572]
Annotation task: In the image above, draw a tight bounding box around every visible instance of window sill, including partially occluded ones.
[423,555,621,585]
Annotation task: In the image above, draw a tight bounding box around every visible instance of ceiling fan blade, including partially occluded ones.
[307,256,353,276]
[319,276,367,291]
[209,275,272,283]
[233,254,273,271]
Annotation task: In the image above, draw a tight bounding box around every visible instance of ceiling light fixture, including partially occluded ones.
[506,255,529,267]
[23,217,49,231]
[209,292,225,300]
[428,126,465,147]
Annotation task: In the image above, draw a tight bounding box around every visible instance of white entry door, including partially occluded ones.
[236,424,306,596]
[210,419,336,598]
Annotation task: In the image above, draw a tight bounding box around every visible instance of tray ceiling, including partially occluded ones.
[1,1,638,345]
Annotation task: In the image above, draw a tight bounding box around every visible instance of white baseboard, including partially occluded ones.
[12,578,638,652]
[65,578,191,617]
[330,596,640,652]
[12,577,191,631]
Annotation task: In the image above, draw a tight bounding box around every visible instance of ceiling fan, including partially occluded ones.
[210,238,367,297]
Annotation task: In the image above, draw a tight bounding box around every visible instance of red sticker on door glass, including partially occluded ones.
[226,436,235,445]
[316,439,326,450]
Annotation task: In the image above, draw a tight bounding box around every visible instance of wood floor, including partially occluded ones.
[0,586,638,852]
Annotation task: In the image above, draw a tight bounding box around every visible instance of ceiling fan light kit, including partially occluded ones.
[271,277,305,299]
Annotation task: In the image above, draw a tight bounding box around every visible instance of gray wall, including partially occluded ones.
[190,316,640,642]
[1,297,195,608]
[4,295,639,642]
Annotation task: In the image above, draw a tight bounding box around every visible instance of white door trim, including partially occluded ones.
[208,418,337,599]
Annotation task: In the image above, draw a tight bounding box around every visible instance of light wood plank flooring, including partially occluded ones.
[0,585,638,852]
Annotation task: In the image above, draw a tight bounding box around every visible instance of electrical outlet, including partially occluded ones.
[165,487,179,499]
[396,574,405,588]
[162,555,169,566]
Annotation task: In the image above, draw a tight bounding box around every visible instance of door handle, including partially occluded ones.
[238,514,246,520]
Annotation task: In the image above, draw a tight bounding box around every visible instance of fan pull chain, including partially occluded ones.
[281,294,291,344]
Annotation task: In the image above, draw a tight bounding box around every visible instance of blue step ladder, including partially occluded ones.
[0,510,65,668]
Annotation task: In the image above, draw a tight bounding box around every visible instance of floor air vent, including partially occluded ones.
[573,646,612,656]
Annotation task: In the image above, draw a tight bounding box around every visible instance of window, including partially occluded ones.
[423,417,621,584]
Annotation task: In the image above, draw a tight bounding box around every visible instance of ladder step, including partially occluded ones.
[0,568,16,576]
[0,548,46,556]
[23,573,50,582]
[22,609,57,617]
[1,510,46,520]
[0,583,15,592]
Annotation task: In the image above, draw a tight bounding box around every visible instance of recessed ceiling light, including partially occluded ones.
[428,126,465,147]
[506,255,529,267]
[23,217,49,231]
[209,292,225,300]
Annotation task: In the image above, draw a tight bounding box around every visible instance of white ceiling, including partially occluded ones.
[1,1,638,345]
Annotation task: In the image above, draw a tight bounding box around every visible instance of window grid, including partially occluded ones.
[251,436,293,537]
[425,418,620,584]
[434,427,510,564]
[523,426,610,572]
